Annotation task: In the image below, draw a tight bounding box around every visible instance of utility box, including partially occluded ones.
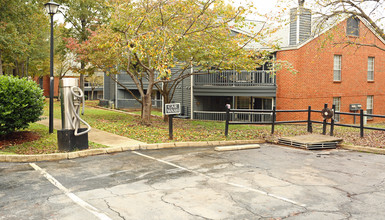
[350,104,362,111]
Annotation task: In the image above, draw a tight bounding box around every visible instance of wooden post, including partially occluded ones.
[322,103,328,135]
[307,106,312,133]
[225,107,230,137]
[330,104,335,136]
[271,106,276,134]
[360,109,364,138]
[169,115,174,140]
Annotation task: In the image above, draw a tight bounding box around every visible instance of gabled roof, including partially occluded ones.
[272,14,385,51]
[231,11,385,52]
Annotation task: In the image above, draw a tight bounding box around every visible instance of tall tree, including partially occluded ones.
[0,0,50,77]
[83,0,277,125]
[58,0,109,91]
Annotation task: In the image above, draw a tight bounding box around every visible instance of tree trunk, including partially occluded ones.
[21,61,25,78]
[142,93,152,125]
[79,20,87,93]
[163,92,171,122]
[0,50,3,75]
[91,88,95,100]
[162,83,171,122]
[80,61,85,92]
[26,58,28,79]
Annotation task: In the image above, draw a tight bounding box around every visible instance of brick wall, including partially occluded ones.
[276,19,385,124]
[34,75,60,97]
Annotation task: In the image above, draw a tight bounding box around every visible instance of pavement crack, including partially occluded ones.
[279,211,308,219]
[160,194,210,220]
[104,188,120,197]
[373,177,385,189]
[228,193,262,218]
[104,199,126,220]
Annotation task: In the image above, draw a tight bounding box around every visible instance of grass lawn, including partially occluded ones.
[43,100,385,147]
[0,123,107,155]
[3,99,385,155]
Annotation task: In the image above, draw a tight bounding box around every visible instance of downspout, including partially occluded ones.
[162,82,164,116]
[103,72,105,100]
[190,62,194,119]
[115,75,118,109]
[182,77,184,113]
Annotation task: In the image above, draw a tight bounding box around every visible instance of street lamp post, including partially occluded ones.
[44,1,60,134]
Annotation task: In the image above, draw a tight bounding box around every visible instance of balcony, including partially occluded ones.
[194,70,275,87]
[193,70,276,97]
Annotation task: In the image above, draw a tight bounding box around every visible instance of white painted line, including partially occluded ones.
[132,151,306,207]
[29,163,112,220]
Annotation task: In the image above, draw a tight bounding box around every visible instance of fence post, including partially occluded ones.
[322,103,328,135]
[271,106,276,134]
[225,108,230,137]
[360,109,364,138]
[307,106,312,133]
[330,104,335,136]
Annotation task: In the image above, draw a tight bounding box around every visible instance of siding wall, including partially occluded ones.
[166,66,192,117]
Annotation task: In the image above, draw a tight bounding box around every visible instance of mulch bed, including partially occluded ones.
[0,131,40,149]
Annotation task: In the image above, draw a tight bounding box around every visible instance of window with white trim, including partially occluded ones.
[333,97,341,122]
[334,55,342,81]
[367,96,373,119]
[368,57,374,81]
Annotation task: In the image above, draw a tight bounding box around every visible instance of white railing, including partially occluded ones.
[194,110,272,122]
[194,70,275,87]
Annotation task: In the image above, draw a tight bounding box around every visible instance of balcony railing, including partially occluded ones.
[194,110,272,122]
[194,70,275,87]
[117,99,162,109]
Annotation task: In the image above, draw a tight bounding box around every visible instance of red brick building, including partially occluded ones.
[275,13,385,124]
[34,75,60,97]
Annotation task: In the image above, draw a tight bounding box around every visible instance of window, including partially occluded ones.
[368,57,374,81]
[333,97,341,122]
[347,16,359,37]
[334,55,342,81]
[367,96,373,119]
[236,96,251,109]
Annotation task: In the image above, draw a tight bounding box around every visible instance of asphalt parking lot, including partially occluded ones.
[1,144,385,220]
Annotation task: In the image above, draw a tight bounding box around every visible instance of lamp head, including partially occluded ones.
[44,1,60,15]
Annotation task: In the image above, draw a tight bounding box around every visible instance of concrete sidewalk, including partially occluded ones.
[37,117,146,147]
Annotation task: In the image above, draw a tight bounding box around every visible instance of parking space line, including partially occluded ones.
[133,151,307,207]
[29,163,112,220]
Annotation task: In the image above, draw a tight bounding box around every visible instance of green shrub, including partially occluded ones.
[0,76,45,135]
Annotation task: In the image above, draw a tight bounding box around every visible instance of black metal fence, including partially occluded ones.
[224,104,385,138]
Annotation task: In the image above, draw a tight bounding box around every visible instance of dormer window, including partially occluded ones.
[347,16,359,37]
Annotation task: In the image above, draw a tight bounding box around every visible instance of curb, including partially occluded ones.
[0,139,265,163]
[215,144,260,151]
[338,144,385,154]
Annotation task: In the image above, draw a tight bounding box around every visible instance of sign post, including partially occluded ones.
[165,103,181,140]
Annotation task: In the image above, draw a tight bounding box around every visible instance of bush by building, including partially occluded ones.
[0,76,45,135]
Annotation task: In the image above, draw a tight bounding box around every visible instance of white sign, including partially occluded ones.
[165,103,181,115]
